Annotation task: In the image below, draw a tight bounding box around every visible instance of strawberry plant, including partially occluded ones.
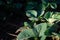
[17,0,60,40]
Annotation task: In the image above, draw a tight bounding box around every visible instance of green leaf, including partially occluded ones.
[37,3,48,17]
[24,22,28,27]
[34,24,42,34]
[54,15,60,20]
[42,3,49,10]
[24,22,31,28]
[45,24,58,36]
[39,23,47,37]
[55,15,60,19]
[40,35,46,40]
[52,13,60,20]
[47,23,54,27]
[26,10,37,17]
[28,17,38,21]
[50,3,57,9]
[48,18,57,23]
[44,12,53,19]
[45,29,52,36]
[34,23,47,36]
[17,29,36,40]
[24,22,30,27]
[41,0,50,10]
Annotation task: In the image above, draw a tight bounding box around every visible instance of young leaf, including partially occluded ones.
[24,22,30,26]
[52,13,60,20]
[24,22,29,27]
[26,10,37,17]
[54,15,60,20]
[17,29,36,40]
[55,15,60,20]
[48,18,57,23]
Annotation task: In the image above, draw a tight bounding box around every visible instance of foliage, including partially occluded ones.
[17,0,60,40]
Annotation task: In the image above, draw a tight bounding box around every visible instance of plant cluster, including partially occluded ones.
[17,0,60,40]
